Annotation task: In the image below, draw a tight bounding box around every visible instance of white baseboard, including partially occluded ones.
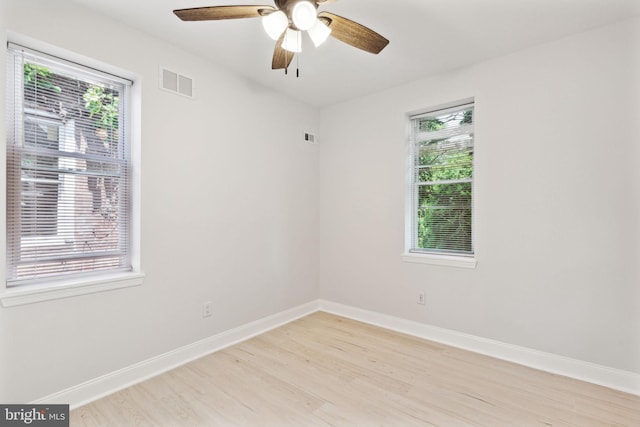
[35,298,639,409]
[34,300,320,409]
[318,299,640,396]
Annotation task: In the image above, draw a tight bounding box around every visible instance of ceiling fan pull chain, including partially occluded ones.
[284,30,289,75]
[284,49,288,75]
[296,52,300,78]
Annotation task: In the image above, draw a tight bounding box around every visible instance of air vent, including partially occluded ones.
[304,132,318,144]
[160,67,194,98]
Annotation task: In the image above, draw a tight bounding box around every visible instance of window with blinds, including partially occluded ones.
[6,43,133,286]
[408,102,474,256]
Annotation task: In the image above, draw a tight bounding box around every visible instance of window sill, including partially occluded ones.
[0,272,145,307]
[402,252,477,269]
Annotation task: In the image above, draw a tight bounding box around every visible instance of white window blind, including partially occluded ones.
[409,102,474,256]
[6,43,133,286]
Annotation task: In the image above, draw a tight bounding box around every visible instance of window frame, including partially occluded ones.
[1,39,144,307]
[403,99,477,269]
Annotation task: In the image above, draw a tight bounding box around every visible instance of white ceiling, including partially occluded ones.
[70,0,640,107]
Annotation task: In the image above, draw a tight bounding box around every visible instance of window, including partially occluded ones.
[405,101,475,267]
[6,43,137,289]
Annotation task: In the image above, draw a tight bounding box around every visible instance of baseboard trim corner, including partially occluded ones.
[317,299,640,396]
[35,298,639,409]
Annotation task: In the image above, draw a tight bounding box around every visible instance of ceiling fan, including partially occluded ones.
[173,0,389,73]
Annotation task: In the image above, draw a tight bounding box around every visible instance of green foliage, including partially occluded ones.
[23,62,120,149]
[83,85,120,151]
[83,85,119,130]
[417,182,472,252]
[23,63,62,93]
[461,109,473,125]
[415,110,473,253]
[419,117,445,132]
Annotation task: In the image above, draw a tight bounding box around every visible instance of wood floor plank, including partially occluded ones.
[70,312,640,426]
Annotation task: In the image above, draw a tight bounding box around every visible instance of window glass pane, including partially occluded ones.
[417,182,472,253]
[417,139,473,182]
[22,117,61,236]
[416,108,473,133]
[410,103,474,256]
[7,44,132,285]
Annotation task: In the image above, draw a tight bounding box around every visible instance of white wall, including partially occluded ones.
[1,0,638,406]
[0,0,319,402]
[319,17,640,374]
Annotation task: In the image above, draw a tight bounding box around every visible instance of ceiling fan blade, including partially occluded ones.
[174,5,275,21]
[318,11,389,54]
[272,33,294,70]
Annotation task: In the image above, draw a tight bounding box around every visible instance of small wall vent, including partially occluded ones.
[160,67,194,98]
[304,132,318,144]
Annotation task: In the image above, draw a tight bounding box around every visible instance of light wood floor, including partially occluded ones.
[71,312,640,426]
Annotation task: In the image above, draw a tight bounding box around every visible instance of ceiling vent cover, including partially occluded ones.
[160,67,193,98]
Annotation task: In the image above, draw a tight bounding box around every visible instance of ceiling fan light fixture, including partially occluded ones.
[282,28,302,53]
[262,10,288,40]
[292,1,317,31]
[308,19,332,47]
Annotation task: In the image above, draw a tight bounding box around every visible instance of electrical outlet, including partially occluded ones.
[417,292,425,305]
[202,301,213,318]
